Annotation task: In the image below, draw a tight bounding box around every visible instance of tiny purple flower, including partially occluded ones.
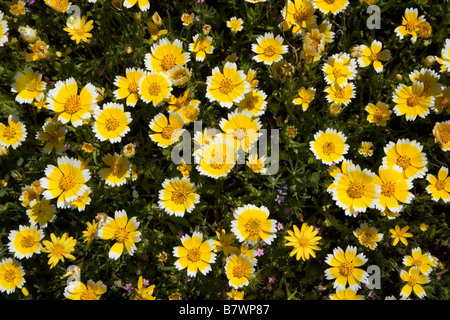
[268,276,276,284]
[124,283,134,292]
[256,248,264,257]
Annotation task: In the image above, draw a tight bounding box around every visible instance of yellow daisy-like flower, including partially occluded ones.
[0,11,9,47]
[237,90,267,116]
[19,185,40,208]
[432,121,450,151]
[225,254,255,289]
[246,69,259,91]
[93,102,131,143]
[194,135,236,179]
[252,32,288,65]
[149,112,184,148]
[173,231,216,277]
[97,209,141,260]
[434,86,450,113]
[326,159,353,193]
[100,153,130,187]
[0,115,27,150]
[373,165,414,213]
[131,276,156,300]
[282,0,317,35]
[219,110,261,152]
[63,16,94,44]
[231,204,277,245]
[147,20,168,41]
[322,56,357,87]
[26,39,49,62]
[189,34,214,62]
[41,232,77,269]
[27,199,56,228]
[325,82,355,106]
[358,40,391,73]
[309,128,349,165]
[247,155,267,174]
[213,229,240,257]
[158,177,199,217]
[358,141,373,157]
[46,78,99,127]
[395,8,425,43]
[353,223,383,250]
[64,280,107,300]
[285,223,321,261]
[82,219,98,246]
[40,156,91,209]
[330,164,379,217]
[168,65,192,86]
[176,159,192,178]
[389,225,413,246]
[227,289,245,300]
[330,289,364,300]
[123,0,150,11]
[409,68,441,97]
[144,38,190,74]
[435,39,450,73]
[400,269,429,299]
[293,87,316,111]
[168,89,191,114]
[0,258,25,294]
[36,121,66,154]
[8,225,44,259]
[426,167,450,203]
[11,68,46,104]
[44,0,70,13]
[365,101,391,126]
[313,0,349,15]
[113,68,145,107]
[206,62,249,108]
[138,71,172,106]
[382,139,428,180]
[403,247,435,275]
[181,13,194,26]
[180,100,200,124]
[70,187,91,212]
[227,17,244,33]
[324,245,368,291]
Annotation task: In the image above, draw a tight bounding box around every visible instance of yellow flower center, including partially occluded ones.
[198,40,208,52]
[25,79,39,92]
[347,182,364,199]
[114,227,129,243]
[339,261,354,277]
[74,28,86,36]
[293,8,309,22]
[229,20,241,31]
[381,181,396,197]
[373,110,385,122]
[128,82,138,93]
[233,128,247,141]
[219,77,234,95]
[324,0,336,3]
[3,270,16,283]
[110,159,122,175]
[322,141,335,155]
[147,82,161,96]
[396,155,411,170]
[441,97,449,108]
[104,117,120,132]
[59,173,76,191]
[246,97,259,109]
[20,235,37,249]
[2,126,17,141]
[161,54,177,71]
[439,131,450,144]
[332,67,343,78]
[334,87,346,99]
[412,259,422,267]
[171,189,188,205]
[369,52,379,62]
[407,277,417,287]
[209,152,226,170]
[64,95,81,115]
[407,95,420,107]
[186,247,201,262]
[405,20,419,33]
[244,218,261,237]
[232,265,246,278]
[80,289,97,300]
[263,45,277,58]
[358,230,377,248]
[435,180,446,190]
[173,70,188,80]
[52,244,64,257]
[161,125,175,140]
[297,236,309,248]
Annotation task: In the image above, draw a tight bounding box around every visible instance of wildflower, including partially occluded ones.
[426,167,450,202]
[123,0,150,11]
[70,187,91,212]
[358,141,373,157]
[225,254,255,289]
[313,0,349,15]
[382,139,428,180]
[26,39,49,62]
[176,159,192,178]
[158,177,199,217]
[325,82,355,106]
[389,225,413,246]
[206,62,249,108]
[180,100,200,123]
[365,101,391,126]
[403,247,436,275]
[227,17,244,33]
[194,135,236,179]
[227,289,245,300]
[247,155,267,174]
[353,223,383,250]
[236,90,267,116]
[203,24,211,35]
[92,102,131,143]
[285,125,298,139]
[189,34,214,61]
[0,115,27,150]
[173,231,216,277]
[124,283,134,292]
[41,233,76,269]
[63,16,94,44]
[0,258,26,294]
[219,110,261,152]
[27,199,56,228]
[324,245,368,291]
[36,121,66,154]
[60,265,81,284]
[0,11,9,47]
[144,38,190,74]
[8,225,44,259]
[400,269,429,299]
[285,223,321,261]
[420,223,428,231]
[252,32,288,65]
[149,112,184,148]
[11,68,46,104]
[97,210,141,260]
[64,280,107,300]
[131,276,156,300]
[310,128,349,165]
[113,68,145,107]
[434,86,450,113]
[322,56,357,87]
[122,143,136,159]
[358,40,391,73]
[147,20,167,41]
[44,0,70,12]
[409,68,441,97]
[330,289,364,300]
[100,153,130,186]
[213,229,240,256]
[138,71,172,106]
[435,39,450,73]
[432,120,450,151]
[330,164,379,217]
[181,13,194,26]
[293,87,316,111]
[256,248,264,257]
[82,220,99,246]
[282,0,317,35]
[395,8,425,43]
[231,204,277,245]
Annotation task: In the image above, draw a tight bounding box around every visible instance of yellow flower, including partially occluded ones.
[400,269,429,299]
[213,229,240,257]
[365,101,391,126]
[93,102,131,143]
[176,159,192,178]
[189,34,214,62]
[180,100,200,123]
[285,223,321,261]
[0,115,27,150]
[433,121,450,151]
[181,13,194,26]
[247,155,267,174]
[237,90,267,116]
[36,121,66,154]
[219,110,261,152]
[206,62,249,108]
[358,141,373,157]
[40,156,91,209]
[322,53,357,87]
[0,258,25,294]
[169,65,192,86]
[168,89,191,113]
[403,247,436,275]
[82,142,93,153]
[11,68,46,104]
[122,143,136,158]
[41,233,77,269]
[138,71,172,106]
[382,139,428,179]
[353,223,383,250]
[64,280,107,300]
[100,153,130,187]
[147,20,168,41]
[231,204,277,245]
[131,276,156,300]
[309,128,348,165]
[389,225,413,246]
[225,254,255,289]
[409,68,441,97]
[434,86,450,113]
[26,39,49,62]
[324,245,368,291]
[113,68,145,107]
[395,8,425,43]
[63,16,94,44]
[435,39,450,73]
[97,210,141,260]
[194,135,236,179]
[158,177,199,217]
[8,0,25,16]
[46,78,99,127]
[70,187,91,212]
[325,82,355,106]
[149,112,184,148]
[173,231,216,277]
[17,26,36,44]
[245,69,259,91]
[252,32,288,65]
[358,40,391,73]
[144,38,190,74]
[44,0,70,12]
[8,225,44,259]
[282,0,317,35]
[293,87,316,111]
[227,17,244,33]
[227,289,245,300]
[313,0,349,15]
[426,166,450,202]
[82,219,99,246]
[26,199,56,228]
[330,289,364,300]
[123,0,150,11]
